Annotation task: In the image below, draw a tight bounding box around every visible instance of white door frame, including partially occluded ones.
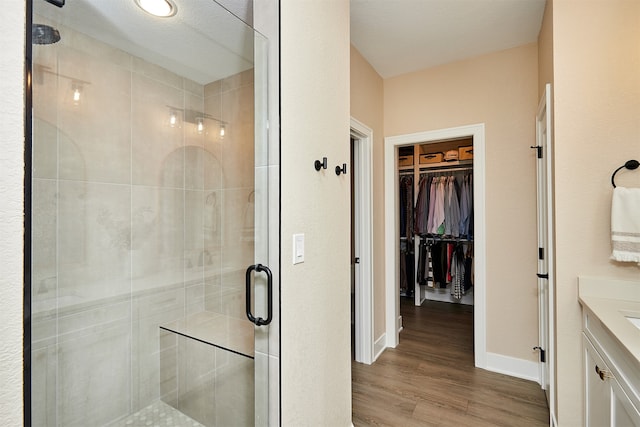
[536,83,556,424]
[350,117,374,364]
[383,123,488,369]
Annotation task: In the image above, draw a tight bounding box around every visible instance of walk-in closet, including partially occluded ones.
[397,137,475,307]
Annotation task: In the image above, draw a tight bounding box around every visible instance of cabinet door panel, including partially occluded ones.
[584,336,611,426]
[611,377,640,427]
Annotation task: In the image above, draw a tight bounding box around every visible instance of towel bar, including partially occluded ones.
[611,160,639,188]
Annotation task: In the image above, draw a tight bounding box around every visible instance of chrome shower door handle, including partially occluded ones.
[245,264,273,326]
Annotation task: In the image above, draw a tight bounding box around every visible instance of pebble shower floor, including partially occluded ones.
[110,401,204,427]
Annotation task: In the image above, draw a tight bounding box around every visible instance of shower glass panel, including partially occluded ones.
[30,0,270,425]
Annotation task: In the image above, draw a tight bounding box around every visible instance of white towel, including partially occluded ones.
[611,187,640,265]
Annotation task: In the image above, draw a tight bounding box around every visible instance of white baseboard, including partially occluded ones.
[551,413,558,427]
[373,333,386,362]
[485,352,540,383]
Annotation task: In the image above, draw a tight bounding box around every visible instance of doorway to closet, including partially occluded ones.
[398,137,474,306]
[384,124,487,369]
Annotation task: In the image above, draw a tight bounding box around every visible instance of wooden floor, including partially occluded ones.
[352,298,550,426]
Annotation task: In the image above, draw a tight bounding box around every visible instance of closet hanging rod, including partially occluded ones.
[419,166,473,174]
[419,235,473,243]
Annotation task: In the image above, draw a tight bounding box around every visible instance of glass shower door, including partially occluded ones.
[29,0,271,425]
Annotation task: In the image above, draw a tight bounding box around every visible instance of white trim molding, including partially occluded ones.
[350,117,374,365]
[538,82,556,424]
[485,352,540,383]
[373,333,386,362]
[384,123,487,368]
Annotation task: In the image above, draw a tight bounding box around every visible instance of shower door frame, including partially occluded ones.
[23,0,279,425]
[24,1,34,425]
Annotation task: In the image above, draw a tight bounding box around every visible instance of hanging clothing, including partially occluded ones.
[430,242,448,288]
[399,241,407,292]
[399,175,414,296]
[400,164,475,304]
[414,175,430,234]
[459,174,469,237]
[399,175,414,238]
[419,173,469,238]
[428,177,446,234]
[466,174,474,238]
[451,243,466,300]
[464,248,473,291]
[416,238,426,286]
[416,237,437,287]
[444,176,461,237]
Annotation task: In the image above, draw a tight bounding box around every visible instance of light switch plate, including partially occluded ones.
[293,233,304,264]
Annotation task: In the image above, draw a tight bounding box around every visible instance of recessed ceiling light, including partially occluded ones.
[135,0,177,18]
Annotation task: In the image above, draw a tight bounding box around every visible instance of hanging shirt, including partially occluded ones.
[460,174,473,238]
[467,174,474,238]
[404,176,414,238]
[459,175,470,237]
[414,175,430,234]
[426,176,438,233]
[399,175,413,237]
[444,176,461,237]
[432,177,446,235]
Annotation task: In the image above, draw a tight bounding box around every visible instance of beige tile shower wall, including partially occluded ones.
[30,17,255,424]
[203,70,255,320]
[160,331,254,427]
[551,1,640,425]
[384,44,540,361]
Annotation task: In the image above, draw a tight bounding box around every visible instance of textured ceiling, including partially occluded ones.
[351,0,546,78]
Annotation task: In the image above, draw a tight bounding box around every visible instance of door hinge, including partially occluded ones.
[533,346,546,363]
[538,247,544,260]
[537,273,549,279]
[354,257,360,264]
[530,145,543,159]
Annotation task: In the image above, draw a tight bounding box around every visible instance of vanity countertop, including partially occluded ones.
[578,276,640,366]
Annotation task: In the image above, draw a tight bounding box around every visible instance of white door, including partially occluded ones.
[350,119,374,365]
[534,83,554,410]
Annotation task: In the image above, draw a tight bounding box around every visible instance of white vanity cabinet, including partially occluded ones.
[579,277,640,427]
[583,334,640,426]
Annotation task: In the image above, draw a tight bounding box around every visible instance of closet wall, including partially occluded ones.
[398,137,475,306]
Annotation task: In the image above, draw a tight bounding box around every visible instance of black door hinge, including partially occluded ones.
[533,346,546,363]
[538,247,544,260]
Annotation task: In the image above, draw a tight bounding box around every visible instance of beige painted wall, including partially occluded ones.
[350,45,386,341]
[552,1,640,425]
[538,1,554,98]
[384,44,540,361]
[0,1,25,425]
[280,0,352,425]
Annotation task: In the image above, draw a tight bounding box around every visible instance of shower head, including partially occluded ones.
[32,24,61,45]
